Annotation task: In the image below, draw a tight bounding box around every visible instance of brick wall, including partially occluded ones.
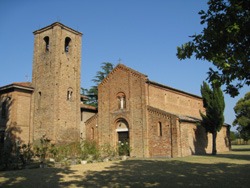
[147,83,205,119]
[0,89,32,143]
[147,106,173,157]
[97,65,148,157]
[31,23,82,143]
[179,122,230,156]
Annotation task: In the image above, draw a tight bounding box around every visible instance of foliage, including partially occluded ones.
[118,140,131,156]
[19,143,34,165]
[236,126,250,142]
[230,131,237,141]
[233,92,250,142]
[200,82,225,155]
[82,62,114,107]
[100,143,116,159]
[48,142,81,162]
[80,140,100,161]
[34,135,51,165]
[0,126,34,170]
[177,0,250,97]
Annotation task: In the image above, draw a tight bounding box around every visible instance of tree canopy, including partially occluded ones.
[82,62,114,107]
[200,82,225,155]
[233,92,250,141]
[177,0,250,97]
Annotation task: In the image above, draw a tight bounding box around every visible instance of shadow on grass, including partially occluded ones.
[0,167,83,188]
[81,160,250,188]
[0,158,250,187]
[231,147,250,152]
[215,153,250,161]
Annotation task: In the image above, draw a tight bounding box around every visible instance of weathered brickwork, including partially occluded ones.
[31,22,82,143]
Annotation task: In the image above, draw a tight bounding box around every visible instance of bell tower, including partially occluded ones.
[31,22,82,143]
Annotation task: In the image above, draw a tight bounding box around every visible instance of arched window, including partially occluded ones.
[44,36,49,52]
[67,88,73,101]
[117,92,126,109]
[65,37,71,53]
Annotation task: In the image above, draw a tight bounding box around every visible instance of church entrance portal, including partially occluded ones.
[116,119,130,156]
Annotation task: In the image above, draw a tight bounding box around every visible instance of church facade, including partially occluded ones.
[0,22,230,158]
[85,64,230,158]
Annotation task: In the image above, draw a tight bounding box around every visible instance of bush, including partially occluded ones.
[51,142,82,162]
[34,135,51,166]
[0,139,34,171]
[118,140,131,156]
[80,140,100,161]
[100,143,116,159]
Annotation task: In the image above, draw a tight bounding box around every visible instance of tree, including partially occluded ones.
[177,0,250,97]
[233,92,250,142]
[82,62,114,107]
[200,82,225,155]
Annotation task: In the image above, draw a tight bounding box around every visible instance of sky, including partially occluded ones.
[0,0,249,131]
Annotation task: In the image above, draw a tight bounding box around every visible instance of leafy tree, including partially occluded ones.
[82,62,114,107]
[230,131,237,141]
[200,82,225,155]
[233,92,250,142]
[177,0,250,97]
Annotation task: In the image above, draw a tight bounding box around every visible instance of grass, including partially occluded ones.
[0,145,249,188]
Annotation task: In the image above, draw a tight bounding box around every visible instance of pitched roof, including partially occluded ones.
[12,82,32,88]
[147,105,200,123]
[0,82,34,93]
[99,63,148,86]
[33,22,82,36]
[104,63,202,99]
[80,103,97,112]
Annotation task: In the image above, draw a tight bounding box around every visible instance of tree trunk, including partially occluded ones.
[212,131,217,155]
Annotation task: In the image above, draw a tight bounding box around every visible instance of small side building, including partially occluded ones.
[0,82,33,144]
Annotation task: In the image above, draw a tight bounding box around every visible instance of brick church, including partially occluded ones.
[0,22,230,158]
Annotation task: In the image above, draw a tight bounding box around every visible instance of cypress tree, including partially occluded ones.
[200,82,225,155]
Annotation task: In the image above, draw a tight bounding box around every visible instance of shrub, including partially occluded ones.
[80,140,100,161]
[100,143,116,159]
[34,135,51,165]
[118,140,131,156]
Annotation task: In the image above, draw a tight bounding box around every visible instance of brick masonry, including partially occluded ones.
[0,83,33,143]
[86,64,230,157]
[31,23,82,143]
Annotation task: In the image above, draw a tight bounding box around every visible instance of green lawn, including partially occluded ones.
[0,145,249,188]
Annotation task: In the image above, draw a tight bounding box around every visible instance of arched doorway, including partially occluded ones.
[116,118,130,156]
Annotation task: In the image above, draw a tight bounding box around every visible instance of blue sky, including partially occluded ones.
[0,0,249,131]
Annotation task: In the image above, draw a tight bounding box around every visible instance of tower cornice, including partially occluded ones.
[33,22,82,36]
